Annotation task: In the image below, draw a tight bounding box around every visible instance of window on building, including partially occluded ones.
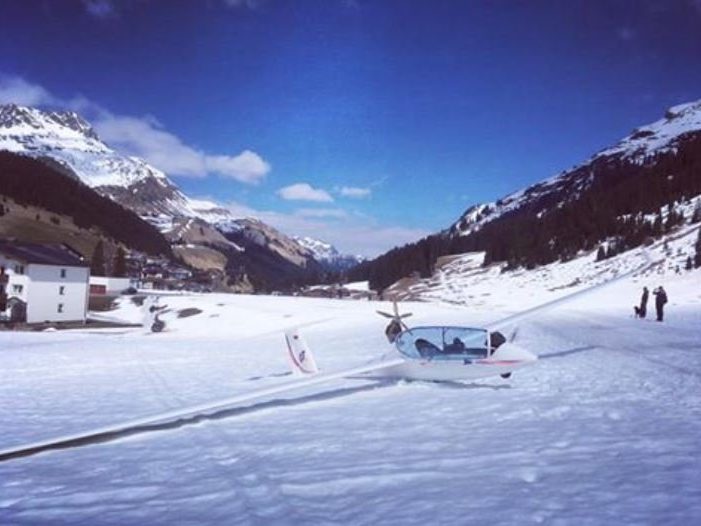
[57,303,64,313]
[12,284,23,294]
[60,268,67,278]
[13,264,24,275]
[59,286,65,295]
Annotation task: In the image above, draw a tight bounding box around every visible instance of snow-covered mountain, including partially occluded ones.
[0,103,342,289]
[0,103,164,188]
[385,204,701,308]
[233,219,316,268]
[293,236,365,271]
[0,104,236,225]
[451,99,701,237]
[351,98,701,292]
[597,100,701,161]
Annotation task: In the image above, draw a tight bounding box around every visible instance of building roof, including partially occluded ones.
[0,240,88,267]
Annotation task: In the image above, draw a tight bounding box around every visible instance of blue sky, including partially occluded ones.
[1,0,700,256]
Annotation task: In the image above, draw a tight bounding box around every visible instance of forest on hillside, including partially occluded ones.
[349,133,701,291]
[0,151,171,256]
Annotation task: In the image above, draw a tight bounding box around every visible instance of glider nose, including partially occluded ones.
[522,348,538,363]
[491,342,538,363]
[509,344,538,363]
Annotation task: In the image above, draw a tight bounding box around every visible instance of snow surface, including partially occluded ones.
[1,263,700,524]
[402,219,701,314]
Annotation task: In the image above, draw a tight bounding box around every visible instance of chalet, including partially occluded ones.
[0,240,90,324]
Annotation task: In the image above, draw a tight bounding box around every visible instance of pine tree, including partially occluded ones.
[685,256,693,271]
[696,228,701,268]
[90,240,106,276]
[112,246,127,277]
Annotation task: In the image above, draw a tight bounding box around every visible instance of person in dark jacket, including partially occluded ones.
[638,286,649,318]
[653,286,668,322]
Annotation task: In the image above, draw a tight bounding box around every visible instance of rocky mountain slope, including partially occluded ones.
[0,151,171,258]
[0,104,233,222]
[0,104,356,290]
[293,236,365,271]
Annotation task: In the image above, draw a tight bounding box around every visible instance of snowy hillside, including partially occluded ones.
[451,99,701,237]
[352,98,701,293]
[0,264,699,524]
[388,215,700,312]
[597,99,701,161]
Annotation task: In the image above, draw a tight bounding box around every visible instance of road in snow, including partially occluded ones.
[0,272,700,525]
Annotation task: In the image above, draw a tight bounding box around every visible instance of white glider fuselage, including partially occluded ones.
[372,342,538,382]
[285,326,538,383]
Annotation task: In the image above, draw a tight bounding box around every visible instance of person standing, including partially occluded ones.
[653,286,668,322]
[639,286,649,318]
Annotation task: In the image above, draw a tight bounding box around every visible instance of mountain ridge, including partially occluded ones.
[450,98,701,238]
[0,103,359,290]
[349,98,701,291]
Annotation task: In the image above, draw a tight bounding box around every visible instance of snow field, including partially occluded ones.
[0,271,700,525]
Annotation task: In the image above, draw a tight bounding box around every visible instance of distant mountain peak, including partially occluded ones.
[0,104,100,141]
[293,235,365,270]
[665,100,701,120]
[595,98,701,162]
[46,109,100,141]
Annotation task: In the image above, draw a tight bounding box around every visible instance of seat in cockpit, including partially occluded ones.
[414,338,442,358]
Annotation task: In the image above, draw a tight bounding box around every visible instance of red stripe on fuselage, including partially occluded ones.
[477,360,523,365]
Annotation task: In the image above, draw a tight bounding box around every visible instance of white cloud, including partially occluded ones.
[205,151,270,183]
[82,0,116,19]
[339,186,371,199]
[277,183,334,203]
[223,200,428,257]
[0,76,58,106]
[95,113,269,182]
[0,74,425,256]
[0,75,270,183]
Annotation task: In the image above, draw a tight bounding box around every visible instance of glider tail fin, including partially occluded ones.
[284,329,320,376]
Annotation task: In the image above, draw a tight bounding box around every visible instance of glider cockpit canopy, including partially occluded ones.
[395,326,500,361]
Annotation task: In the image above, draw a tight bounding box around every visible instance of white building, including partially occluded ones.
[89,276,132,295]
[0,240,90,324]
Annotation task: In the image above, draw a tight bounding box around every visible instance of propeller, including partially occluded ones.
[377,301,412,342]
[376,301,412,322]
